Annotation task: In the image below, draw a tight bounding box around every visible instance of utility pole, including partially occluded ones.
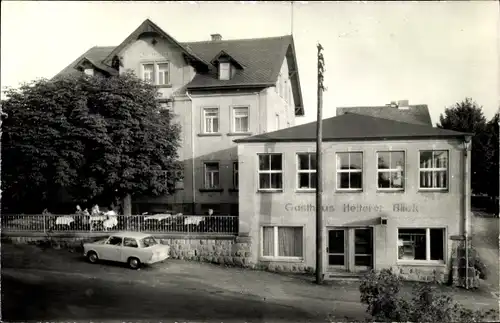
[315,43,325,285]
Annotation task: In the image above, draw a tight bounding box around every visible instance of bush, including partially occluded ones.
[359,269,498,322]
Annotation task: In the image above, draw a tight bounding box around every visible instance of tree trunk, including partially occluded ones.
[122,194,132,217]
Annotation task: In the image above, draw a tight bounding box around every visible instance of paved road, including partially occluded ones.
[471,211,500,297]
[1,244,366,322]
[2,243,497,322]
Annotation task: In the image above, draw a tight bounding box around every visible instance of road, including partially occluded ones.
[2,243,498,322]
[1,244,366,322]
[471,210,500,297]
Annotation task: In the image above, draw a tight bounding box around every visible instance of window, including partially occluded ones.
[140,236,158,248]
[262,226,303,259]
[233,161,239,189]
[233,107,249,133]
[419,150,448,189]
[275,114,280,130]
[336,152,363,190]
[142,64,154,83]
[203,107,219,133]
[219,62,231,80]
[377,151,405,190]
[204,162,220,189]
[84,68,94,76]
[142,62,170,85]
[258,154,283,190]
[157,63,170,85]
[398,228,445,262]
[107,236,123,246]
[297,153,316,190]
[123,238,138,248]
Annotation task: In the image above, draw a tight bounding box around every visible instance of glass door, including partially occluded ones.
[352,228,373,272]
[327,229,347,270]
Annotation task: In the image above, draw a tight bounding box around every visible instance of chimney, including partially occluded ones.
[211,34,222,41]
[397,100,409,108]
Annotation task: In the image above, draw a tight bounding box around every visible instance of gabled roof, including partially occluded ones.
[234,113,471,143]
[210,50,244,69]
[54,46,116,79]
[75,57,118,76]
[336,104,432,126]
[102,19,210,71]
[53,20,305,116]
[183,35,304,115]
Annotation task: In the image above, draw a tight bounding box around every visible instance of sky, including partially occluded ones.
[1,1,499,125]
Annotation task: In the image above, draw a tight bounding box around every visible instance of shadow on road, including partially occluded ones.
[2,270,323,322]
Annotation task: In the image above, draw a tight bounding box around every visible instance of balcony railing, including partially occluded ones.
[2,214,238,235]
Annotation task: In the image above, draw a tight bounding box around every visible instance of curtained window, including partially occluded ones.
[262,226,303,259]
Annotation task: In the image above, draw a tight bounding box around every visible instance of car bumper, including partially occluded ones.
[147,253,170,264]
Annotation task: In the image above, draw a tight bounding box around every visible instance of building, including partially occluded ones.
[235,111,472,281]
[55,19,305,215]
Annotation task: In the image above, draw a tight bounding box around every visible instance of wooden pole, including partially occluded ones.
[315,43,325,284]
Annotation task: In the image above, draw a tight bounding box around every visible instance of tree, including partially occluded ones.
[483,112,499,202]
[437,98,488,195]
[1,72,182,215]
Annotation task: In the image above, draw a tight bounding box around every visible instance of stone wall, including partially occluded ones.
[2,232,254,268]
[158,236,253,267]
[393,265,449,283]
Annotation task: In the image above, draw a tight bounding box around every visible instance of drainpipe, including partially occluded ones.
[463,136,471,289]
[186,90,196,215]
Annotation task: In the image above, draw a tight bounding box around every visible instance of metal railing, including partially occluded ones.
[2,214,239,235]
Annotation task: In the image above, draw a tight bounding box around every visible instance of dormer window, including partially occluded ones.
[211,50,244,81]
[84,68,94,76]
[219,62,231,80]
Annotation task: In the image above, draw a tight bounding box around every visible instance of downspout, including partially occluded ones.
[186,90,196,214]
[463,136,471,289]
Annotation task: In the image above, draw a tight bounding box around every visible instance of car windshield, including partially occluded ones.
[141,236,158,248]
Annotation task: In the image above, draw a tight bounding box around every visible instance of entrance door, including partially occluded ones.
[327,227,373,273]
[352,228,373,272]
[327,229,347,270]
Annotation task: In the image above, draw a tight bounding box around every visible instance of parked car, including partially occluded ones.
[83,232,170,269]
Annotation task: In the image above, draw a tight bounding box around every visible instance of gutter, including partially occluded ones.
[185,90,196,214]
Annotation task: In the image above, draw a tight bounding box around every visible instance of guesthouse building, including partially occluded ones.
[235,110,472,281]
[55,19,304,216]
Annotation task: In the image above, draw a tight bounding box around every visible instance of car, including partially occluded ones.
[83,232,170,269]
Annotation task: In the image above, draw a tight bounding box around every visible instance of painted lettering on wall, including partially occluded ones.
[139,51,170,59]
[284,203,419,213]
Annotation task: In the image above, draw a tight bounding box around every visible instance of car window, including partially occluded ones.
[123,237,138,248]
[107,236,123,246]
[140,236,158,248]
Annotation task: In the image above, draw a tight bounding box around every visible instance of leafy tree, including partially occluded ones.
[482,112,499,212]
[1,72,182,215]
[437,98,488,195]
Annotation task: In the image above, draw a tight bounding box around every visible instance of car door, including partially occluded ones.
[121,237,140,262]
[100,236,123,262]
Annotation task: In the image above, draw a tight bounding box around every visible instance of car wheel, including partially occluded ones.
[128,257,140,270]
[87,251,98,264]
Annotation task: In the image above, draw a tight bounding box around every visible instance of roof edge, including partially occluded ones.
[234,134,471,144]
[287,36,304,116]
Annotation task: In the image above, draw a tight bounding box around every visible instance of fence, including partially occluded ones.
[2,214,239,235]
